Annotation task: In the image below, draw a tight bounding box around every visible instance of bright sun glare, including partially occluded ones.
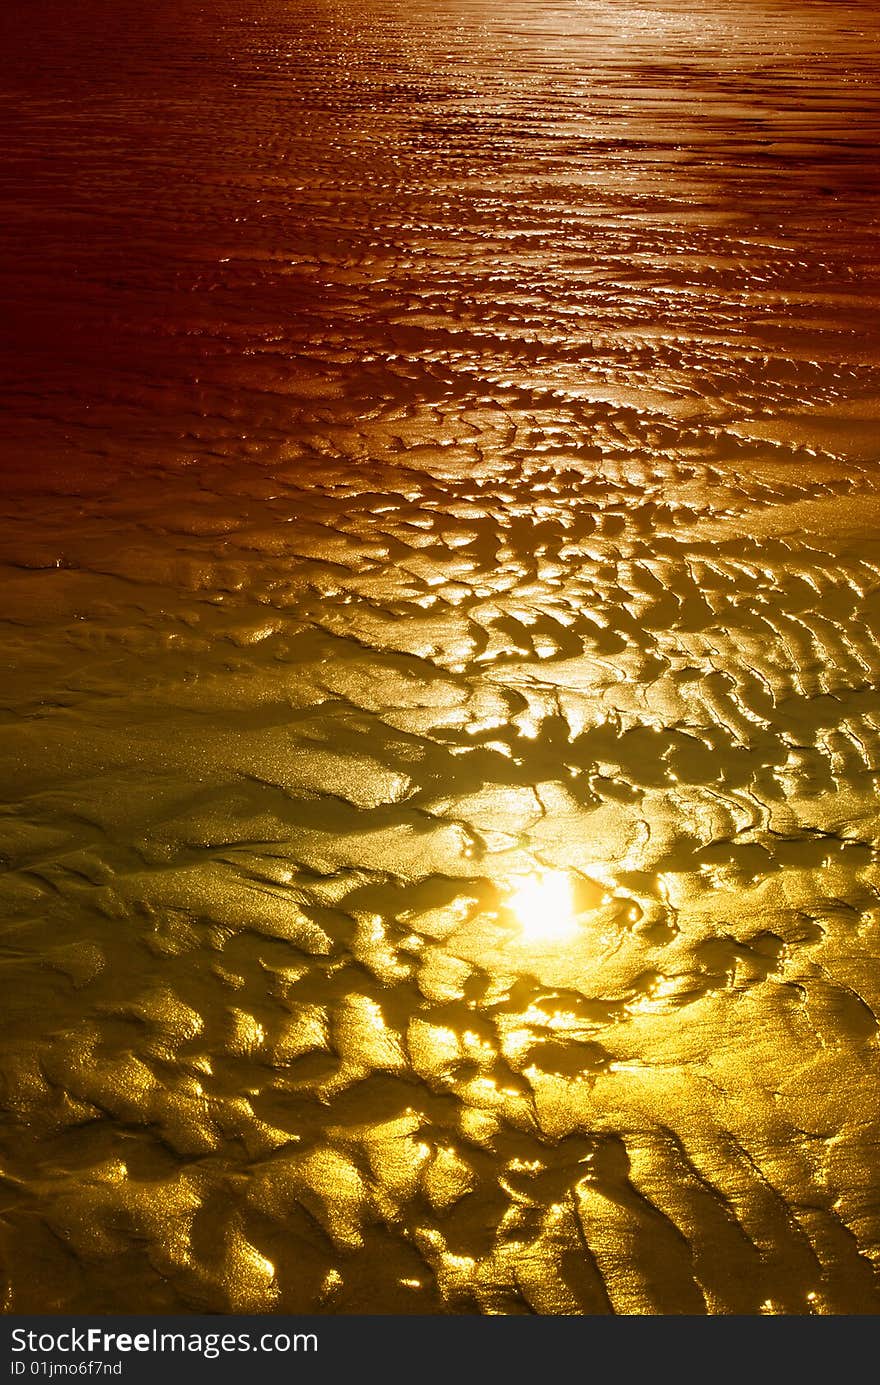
[505,869,579,945]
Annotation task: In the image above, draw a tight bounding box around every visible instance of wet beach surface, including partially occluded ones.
[2,0,880,1313]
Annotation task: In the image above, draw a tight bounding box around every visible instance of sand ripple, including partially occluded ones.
[1,0,880,1314]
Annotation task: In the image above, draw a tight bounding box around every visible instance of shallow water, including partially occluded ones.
[2,0,880,1314]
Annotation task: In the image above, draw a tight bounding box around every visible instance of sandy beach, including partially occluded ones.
[2,0,880,1313]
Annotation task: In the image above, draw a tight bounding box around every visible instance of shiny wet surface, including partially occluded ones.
[2,0,880,1314]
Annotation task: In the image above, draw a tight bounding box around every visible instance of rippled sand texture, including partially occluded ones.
[3,0,880,1315]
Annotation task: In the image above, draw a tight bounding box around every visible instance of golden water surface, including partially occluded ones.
[2,0,880,1314]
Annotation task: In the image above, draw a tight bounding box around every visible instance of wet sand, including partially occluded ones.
[2,0,880,1314]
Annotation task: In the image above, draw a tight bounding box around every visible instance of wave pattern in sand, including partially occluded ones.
[1,0,880,1314]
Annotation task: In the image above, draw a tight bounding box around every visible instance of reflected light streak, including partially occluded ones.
[505,869,579,945]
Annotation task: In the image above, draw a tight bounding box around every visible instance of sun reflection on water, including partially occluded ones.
[505,869,580,945]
